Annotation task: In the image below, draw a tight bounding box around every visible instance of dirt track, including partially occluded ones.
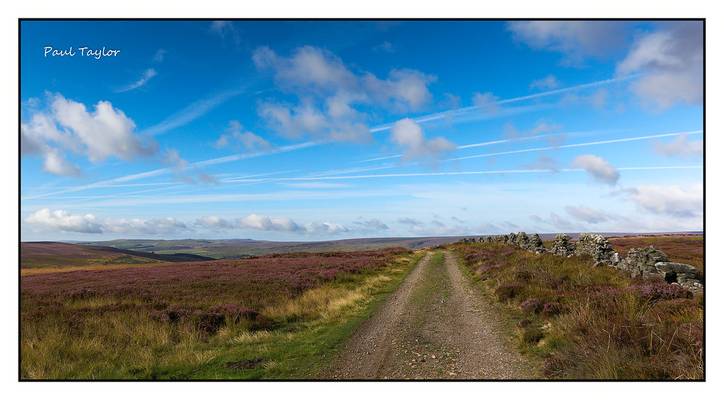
[324,251,535,379]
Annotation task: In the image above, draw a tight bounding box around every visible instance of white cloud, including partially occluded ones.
[530,212,578,231]
[503,121,561,139]
[398,217,424,227]
[572,154,620,185]
[654,134,703,158]
[530,75,559,90]
[239,213,305,232]
[257,100,370,142]
[508,21,627,64]
[20,93,156,176]
[116,68,157,92]
[306,221,349,235]
[194,214,354,236]
[194,215,235,230]
[373,41,395,53]
[50,93,156,162]
[26,208,103,234]
[564,206,614,224]
[471,92,499,114]
[626,184,703,218]
[617,22,702,108]
[390,118,455,161]
[153,49,167,63]
[209,21,240,44]
[42,148,80,177]
[363,69,435,111]
[105,217,188,235]
[162,149,218,185]
[354,218,390,231]
[525,155,559,172]
[25,208,190,236]
[215,120,271,151]
[163,149,189,171]
[253,45,435,142]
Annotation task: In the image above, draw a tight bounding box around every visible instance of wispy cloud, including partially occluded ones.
[140,88,246,136]
[654,134,703,158]
[530,74,560,90]
[369,76,635,135]
[572,154,620,185]
[22,76,657,200]
[21,142,319,201]
[116,68,157,93]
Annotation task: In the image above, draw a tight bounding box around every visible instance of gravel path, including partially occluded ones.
[324,251,535,379]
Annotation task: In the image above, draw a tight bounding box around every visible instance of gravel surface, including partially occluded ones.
[323,251,536,379]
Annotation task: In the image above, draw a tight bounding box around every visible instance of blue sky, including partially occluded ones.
[20,20,704,241]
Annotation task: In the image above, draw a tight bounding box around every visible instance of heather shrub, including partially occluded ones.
[196,312,225,335]
[520,298,543,314]
[495,283,524,301]
[209,304,259,323]
[522,324,544,344]
[630,281,693,302]
[451,240,703,380]
[541,302,562,317]
[21,248,414,379]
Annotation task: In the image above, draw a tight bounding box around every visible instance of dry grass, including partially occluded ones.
[452,242,703,380]
[20,249,416,379]
[21,262,167,276]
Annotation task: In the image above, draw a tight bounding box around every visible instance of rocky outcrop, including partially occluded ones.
[549,234,575,257]
[575,233,618,266]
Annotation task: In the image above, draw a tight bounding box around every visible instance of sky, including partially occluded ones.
[20,20,704,241]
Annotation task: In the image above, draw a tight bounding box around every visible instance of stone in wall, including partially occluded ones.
[550,233,575,257]
[616,246,669,279]
[575,233,618,266]
[654,262,703,292]
[528,233,546,254]
[514,232,530,249]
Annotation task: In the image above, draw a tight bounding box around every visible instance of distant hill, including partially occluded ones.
[30,232,702,267]
[21,242,214,268]
[79,236,469,259]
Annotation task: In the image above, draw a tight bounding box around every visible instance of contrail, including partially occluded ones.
[23,76,637,201]
[162,165,702,185]
[265,165,703,182]
[21,142,321,201]
[367,75,636,134]
[361,130,601,163]
[47,165,702,208]
[447,130,703,162]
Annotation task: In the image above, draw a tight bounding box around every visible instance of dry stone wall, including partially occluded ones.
[468,232,703,293]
